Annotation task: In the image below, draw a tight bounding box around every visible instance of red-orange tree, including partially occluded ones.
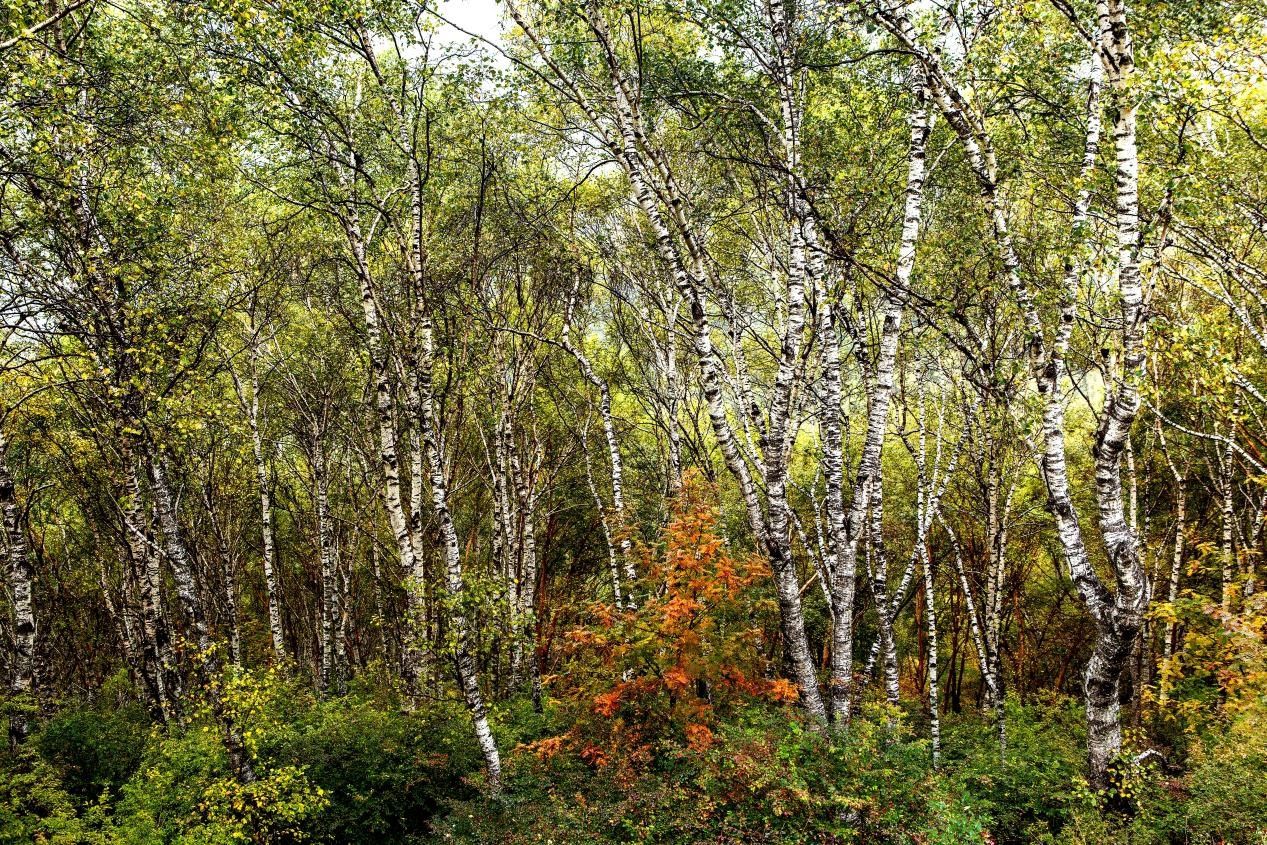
[540,471,799,770]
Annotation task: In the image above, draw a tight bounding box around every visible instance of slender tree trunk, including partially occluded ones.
[112,534,152,702]
[338,161,423,683]
[123,458,175,721]
[244,359,286,661]
[418,318,502,793]
[1164,483,1185,657]
[1219,425,1236,611]
[921,543,941,767]
[147,454,210,657]
[509,432,543,706]
[867,474,901,708]
[560,288,636,599]
[201,483,241,668]
[218,535,242,668]
[939,507,1005,755]
[1244,493,1263,600]
[877,0,1148,786]
[314,430,339,693]
[829,77,933,726]
[662,305,684,497]
[584,443,623,608]
[146,447,256,783]
[0,432,36,746]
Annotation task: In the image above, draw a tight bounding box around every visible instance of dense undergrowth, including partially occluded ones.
[2,680,1265,844]
[2,479,1264,845]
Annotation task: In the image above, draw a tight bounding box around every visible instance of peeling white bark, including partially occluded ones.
[0,430,35,745]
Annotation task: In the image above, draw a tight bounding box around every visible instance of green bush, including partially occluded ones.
[1183,707,1267,844]
[109,668,483,843]
[0,750,112,845]
[4,674,1263,845]
[35,699,151,801]
[431,703,988,844]
[943,695,1086,843]
[274,691,480,840]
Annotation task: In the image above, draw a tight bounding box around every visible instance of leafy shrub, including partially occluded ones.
[35,699,150,801]
[111,668,482,843]
[274,690,480,841]
[555,473,799,764]
[432,703,987,844]
[1183,707,1267,844]
[943,695,1085,843]
[0,750,112,844]
[432,478,987,844]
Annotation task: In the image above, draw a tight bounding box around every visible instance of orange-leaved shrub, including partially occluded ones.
[533,470,797,771]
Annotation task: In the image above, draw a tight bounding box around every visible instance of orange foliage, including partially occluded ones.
[663,665,691,693]
[579,744,610,768]
[593,688,623,717]
[684,722,715,752]
[553,471,793,771]
[517,735,568,761]
[765,677,801,705]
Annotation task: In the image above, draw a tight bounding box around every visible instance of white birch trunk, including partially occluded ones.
[417,318,502,793]
[878,0,1148,785]
[314,430,339,693]
[506,0,827,722]
[336,145,423,682]
[1219,424,1236,611]
[123,458,174,721]
[829,73,933,725]
[0,431,36,745]
[146,449,256,783]
[240,348,285,661]
[921,542,941,767]
[560,288,636,598]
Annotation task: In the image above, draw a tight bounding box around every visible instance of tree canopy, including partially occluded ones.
[2,0,1267,842]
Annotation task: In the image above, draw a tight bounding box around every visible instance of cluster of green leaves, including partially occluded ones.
[0,668,485,844]
[3,659,1267,843]
[432,703,987,845]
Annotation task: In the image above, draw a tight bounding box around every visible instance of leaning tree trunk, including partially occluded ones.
[828,72,933,726]
[337,155,424,684]
[506,0,827,722]
[582,439,623,607]
[122,456,176,721]
[417,318,503,794]
[145,447,256,784]
[874,0,1148,787]
[939,506,1006,755]
[560,286,636,599]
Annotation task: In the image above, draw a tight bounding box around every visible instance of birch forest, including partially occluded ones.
[2,0,1267,841]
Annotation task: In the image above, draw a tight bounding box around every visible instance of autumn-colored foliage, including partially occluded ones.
[549,471,794,767]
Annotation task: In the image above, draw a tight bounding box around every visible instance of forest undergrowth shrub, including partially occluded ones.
[430,475,988,844]
[3,480,1266,843]
[941,694,1085,843]
[0,665,487,843]
[0,747,112,844]
[35,689,150,803]
[111,667,481,843]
